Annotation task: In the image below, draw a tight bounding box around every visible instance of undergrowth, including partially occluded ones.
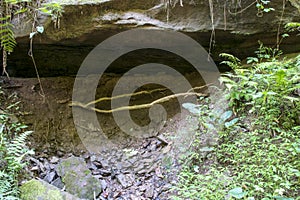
[0,90,34,199]
[173,46,300,200]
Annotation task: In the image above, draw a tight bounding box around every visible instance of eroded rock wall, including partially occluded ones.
[7,0,300,77]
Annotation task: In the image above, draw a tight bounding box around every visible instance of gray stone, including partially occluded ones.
[20,179,81,200]
[43,171,56,183]
[51,177,65,190]
[20,0,300,38]
[116,174,133,188]
[90,154,97,162]
[100,179,108,190]
[50,156,60,164]
[56,156,102,199]
[145,184,154,198]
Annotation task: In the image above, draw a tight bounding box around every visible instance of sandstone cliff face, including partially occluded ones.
[9,0,300,76]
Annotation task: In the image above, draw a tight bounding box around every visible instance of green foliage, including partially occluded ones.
[39,2,63,29]
[221,48,299,129]
[173,47,299,199]
[216,51,300,199]
[0,0,27,53]
[173,167,232,199]
[246,41,283,64]
[256,0,275,13]
[285,22,300,34]
[39,2,63,17]
[220,53,241,69]
[0,90,34,200]
[0,0,63,76]
[0,16,16,53]
[0,0,63,51]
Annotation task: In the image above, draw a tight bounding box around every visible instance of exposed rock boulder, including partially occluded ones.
[20,179,81,200]
[56,156,102,199]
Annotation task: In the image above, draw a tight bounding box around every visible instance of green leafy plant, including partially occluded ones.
[39,2,63,29]
[173,47,299,199]
[284,22,300,35]
[256,0,275,15]
[221,49,299,129]
[0,16,16,53]
[173,167,233,199]
[0,90,34,199]
[246,41,283,64]
[174,95,240,200]
[0,0,63,77]
[218,53,299,199]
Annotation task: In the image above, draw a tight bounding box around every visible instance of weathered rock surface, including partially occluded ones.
[56,157,102,199]
[15,0,300,39]
[20,179,81,200]
[7,0,300,77]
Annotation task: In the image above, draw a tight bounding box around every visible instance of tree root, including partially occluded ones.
[70,84,210,114]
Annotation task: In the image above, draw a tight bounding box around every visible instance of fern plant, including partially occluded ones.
[0,95,34,199]
[0,16,16,53]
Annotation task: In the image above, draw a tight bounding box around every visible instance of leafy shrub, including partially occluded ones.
[173,47,299,199]
[220,52,300,130]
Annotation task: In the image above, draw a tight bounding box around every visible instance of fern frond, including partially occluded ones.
[5,131,33,172]
[0,170,19,200]
[0,19,16,53]
[219,53,241,63]
[220,53,242,70]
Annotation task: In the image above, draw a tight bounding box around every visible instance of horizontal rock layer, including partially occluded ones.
[6,0,300,77]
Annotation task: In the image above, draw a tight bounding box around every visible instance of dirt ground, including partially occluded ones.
[0,72,206,156]
[1,73,214,199]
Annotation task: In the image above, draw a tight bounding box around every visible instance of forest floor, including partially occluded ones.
[1,73,206,199]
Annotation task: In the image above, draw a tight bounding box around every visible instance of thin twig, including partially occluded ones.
[208,0,215,58]
[223,1,227,31]
[276,0,286,49]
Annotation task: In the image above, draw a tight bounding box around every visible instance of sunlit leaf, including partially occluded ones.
[220,111,233,122]
[199,147,214,152]
[228,187,247,199]
[252,92,263,99]
[292,143,300,153]
[225,118,239,128]
[203,122,215,130]
[36,26,44,34]
[273,196,294,200]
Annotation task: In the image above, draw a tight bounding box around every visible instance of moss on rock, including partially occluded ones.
[20,180,63,200]
[20,179,81,200]
[57,156,102,199]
